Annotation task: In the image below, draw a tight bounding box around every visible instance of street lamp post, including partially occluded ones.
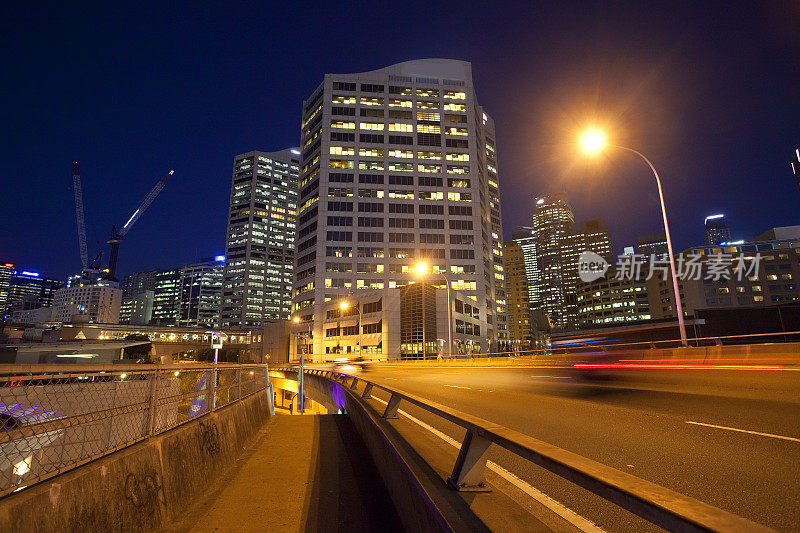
[291,316,305,414]
[413,262,453,359]
[579,129,688,346]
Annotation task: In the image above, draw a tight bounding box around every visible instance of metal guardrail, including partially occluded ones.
[0,363,270,499]
[279,367,774,532]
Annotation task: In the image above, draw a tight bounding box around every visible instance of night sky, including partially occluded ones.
[2,1,798,282]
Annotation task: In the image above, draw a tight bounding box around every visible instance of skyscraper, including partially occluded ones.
[292,59,507,358]
[704,214,731,245]
[221,149,299,328]
[637,232,668,259]
[559,219,612,326]
[503,240,533,348]
[1,269,64,320]
[151,268,181,325]
[530,194,575,329]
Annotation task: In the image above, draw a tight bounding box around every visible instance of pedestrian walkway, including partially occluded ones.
[168,415,402,533]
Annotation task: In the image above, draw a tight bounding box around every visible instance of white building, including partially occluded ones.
[52,284,122,324]
[292,59,508,358]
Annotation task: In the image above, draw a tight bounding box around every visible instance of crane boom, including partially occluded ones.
[119,169,174,237]
[72,161,89,268]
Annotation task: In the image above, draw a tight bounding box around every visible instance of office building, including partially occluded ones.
[1,269,64,321]
[221,149,299,328]
[119,290,154,325]
[637,232,668,259]
[704,214,731,245]
[52,284,122,324]
[559,219,613,327]
[151,269,181,325]
[178,257,224,328]
[291,59,507,359]
[123,270,158,298]
[503,240,533,347]
[576,271,650,326]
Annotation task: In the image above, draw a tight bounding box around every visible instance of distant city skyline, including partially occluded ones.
[2,2,798,281]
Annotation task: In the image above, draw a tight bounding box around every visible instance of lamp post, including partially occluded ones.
[579,129,687,346]
[291,316,305,414]
[413,262,453,359]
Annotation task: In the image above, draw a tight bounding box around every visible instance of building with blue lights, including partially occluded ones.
[0,265,64,321]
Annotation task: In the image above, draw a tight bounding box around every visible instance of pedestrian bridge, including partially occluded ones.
[0,361,781,532]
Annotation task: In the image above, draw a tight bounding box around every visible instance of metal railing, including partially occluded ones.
[280,367,774,532]
[0,363,270,499]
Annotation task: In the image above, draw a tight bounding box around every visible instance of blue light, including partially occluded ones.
[20,271,39,277]
[214,255,225,262]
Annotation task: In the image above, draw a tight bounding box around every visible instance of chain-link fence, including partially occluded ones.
[0,363,269,498]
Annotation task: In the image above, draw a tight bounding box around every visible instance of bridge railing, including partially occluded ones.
[0,363,269,499]
[279,367,773,532]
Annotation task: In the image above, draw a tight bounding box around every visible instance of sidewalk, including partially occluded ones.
[169,415,402,533]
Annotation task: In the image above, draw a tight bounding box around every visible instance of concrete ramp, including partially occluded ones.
[169,415,402,532]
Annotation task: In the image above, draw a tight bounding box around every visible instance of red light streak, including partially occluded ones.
[618,358,798,363]
[573,363,783,371]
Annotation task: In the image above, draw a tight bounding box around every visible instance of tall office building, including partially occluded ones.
[178,256,224,328]
[292,59,507,358]
[52,284,122,324]
[559,219,612,327]
[503,240,533,347]
[151,268,181,325]
[123,270,158,298]
[530,194,575,329]
[704,214,731,245]
[221,150,299,328]
[1,269,64,320]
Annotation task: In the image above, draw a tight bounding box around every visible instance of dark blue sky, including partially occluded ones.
[2,1,798,281]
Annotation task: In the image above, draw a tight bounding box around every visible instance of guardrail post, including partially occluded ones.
[147,369,159,436]
[447,429,492,492]
[382,393,401,419]
[361,383,373,399]
[350,377,359,389]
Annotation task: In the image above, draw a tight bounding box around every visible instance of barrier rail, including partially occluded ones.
[278,366,774,532]
[0,363,270,499]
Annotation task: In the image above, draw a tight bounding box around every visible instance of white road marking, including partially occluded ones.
[686,421,800,443]
[372,397,604,532]
[383,377,398,380]
[442,384,471,389]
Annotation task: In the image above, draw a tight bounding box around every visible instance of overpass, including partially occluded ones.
[0,346,796,531]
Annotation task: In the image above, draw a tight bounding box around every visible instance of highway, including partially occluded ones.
[360,364,800,531]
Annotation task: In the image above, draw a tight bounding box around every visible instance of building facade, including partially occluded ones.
[291,59,507,358]
[559,219,613,327]
[52,284,122,324]
[151,269,181,325]
[503,240,534,347]
[178,257,224,328]
[576,272,651,326]
[1,269,64,321]
[221,149,299,328]
[637,232,668,259]
[119,290,154,325]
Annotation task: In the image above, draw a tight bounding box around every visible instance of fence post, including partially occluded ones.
[210,366,217,412]
[147,369,159,436]
[447,429,492,492]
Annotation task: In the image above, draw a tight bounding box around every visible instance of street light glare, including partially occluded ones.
[340,301,349,310]
[292,316,300,323]
[414,261,430,277]
[580,129,607,155]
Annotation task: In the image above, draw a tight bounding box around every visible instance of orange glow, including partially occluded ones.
[618,358,799,363]
[573,363,783,371]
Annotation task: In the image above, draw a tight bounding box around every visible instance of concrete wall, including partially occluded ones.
[0,389,271,532]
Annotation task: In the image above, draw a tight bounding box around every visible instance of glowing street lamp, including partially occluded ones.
[413,261,453,359]
[291,315,308,414]
[578,128,687,346]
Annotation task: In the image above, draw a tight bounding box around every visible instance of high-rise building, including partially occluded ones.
[178,256,224,328]
[530,194,575,329]
[1,269,64,320]
[560,219,613,326]
[704,214,731,245]
[637,232,668,259]
[292,59,507,358]
[221,150,299,328]
[123,270,158,298]
[151,269,181,325]
[503,240,533,348]
[52,284,122,324]
[119,290,154,325]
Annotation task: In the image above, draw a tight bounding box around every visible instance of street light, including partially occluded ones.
[291,315,306,414]
[579,128,688,346]
[413,261,453,359]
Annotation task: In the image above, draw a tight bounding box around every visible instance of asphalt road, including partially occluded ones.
[359,365,800,531]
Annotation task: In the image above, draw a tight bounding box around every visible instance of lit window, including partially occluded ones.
[329,146,355,156]
[360,97,384,106]
[417,112,440,121]
[331,95,356,104]
[331,121,355,129]
[446,153,469,161]
[389,149,413,158]
[417,124,441,134]
[360,122,385,130]
[444,103,466,112]
[417,151,441,160]
[417,100,439,109]
[418,164,442,173]
[444,91,466,100]
[330,160,354,169]
[445,127,468,136]
[389,99,413,108]
[358,148,384,157]
[388,123,413,132]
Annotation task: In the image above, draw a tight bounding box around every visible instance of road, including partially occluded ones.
[359,365,800,531]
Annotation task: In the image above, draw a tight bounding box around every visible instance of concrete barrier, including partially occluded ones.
[0,389,271,532]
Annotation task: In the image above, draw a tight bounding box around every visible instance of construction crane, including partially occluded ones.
[106,169,174,280]
[72,162,89,269]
